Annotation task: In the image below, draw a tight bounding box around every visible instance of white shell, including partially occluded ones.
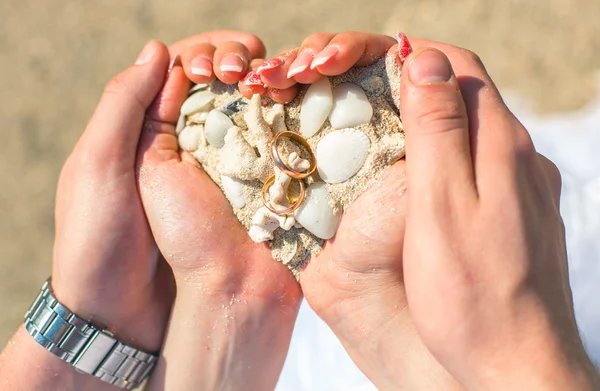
[316,129,370,183]
[300,77,333,138]
[205,110,234,148]
[329,83,373,129]
[221,175,246,208]
[188,111,209,125]
[176,114,186,135]
[294,183,341,240]
[180,90,214,116]
[178,125,203,152]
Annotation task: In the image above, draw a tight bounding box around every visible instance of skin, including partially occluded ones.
[1,28,597,391]
[0,32,301,391]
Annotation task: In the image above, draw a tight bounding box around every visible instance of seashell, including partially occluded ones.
[180,90,214,116]
[187,111,209,125]
[316,129,370,183]
[220,175,246,208]
[176,114,186,135]
[205,110,234,148]
[189,83,209,95]
[329,83,373,129]
[360,75,385,96]
[300,77,333,138]
[294,183,341,240]
[178,125,203,152]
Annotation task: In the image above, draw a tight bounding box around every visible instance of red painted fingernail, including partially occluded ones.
[310,46,339,70]
[397,32,413,64]
[287,51,313,78]
[256,57,285,75]
[242,71,265,87]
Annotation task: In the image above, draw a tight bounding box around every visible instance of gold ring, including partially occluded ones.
[270,131,317,179]
[261,175,306,216]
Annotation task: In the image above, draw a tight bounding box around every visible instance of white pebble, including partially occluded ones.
[205,110,234,148]
[329,83,373,129]
[180,90,214,116]
[316,129,370,183]
[294,183,341,240]
[300,77,333,138]
[178,125,203,152]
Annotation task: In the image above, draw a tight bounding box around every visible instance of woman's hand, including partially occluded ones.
[137,33,302,391]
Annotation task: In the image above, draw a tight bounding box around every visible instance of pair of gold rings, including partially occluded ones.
[261,132,317,215]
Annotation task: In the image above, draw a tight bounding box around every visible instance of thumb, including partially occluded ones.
[80,40,170,169]
[400,48,475,200]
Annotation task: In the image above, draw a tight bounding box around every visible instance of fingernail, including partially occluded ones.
[256,57,285,75]
[310,46,339,70]
[168,54,181,73]
[287,51,313,78]
[135,41,156,65]
[408,49,453,85]
[242,71,265,87]
[190,56,213,77]
[220,54,245,73]
[396,32,413,64]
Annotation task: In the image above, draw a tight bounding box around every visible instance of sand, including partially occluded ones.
[188,58,404,274]
[1,0,599,346]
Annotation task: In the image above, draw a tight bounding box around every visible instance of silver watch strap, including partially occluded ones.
[24,279,157,390]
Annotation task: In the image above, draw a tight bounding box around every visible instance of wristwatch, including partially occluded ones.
[24,278,157,390]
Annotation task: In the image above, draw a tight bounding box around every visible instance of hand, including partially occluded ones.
[137,33,302,390]
[252,32,460,390]
[398,42,600,390]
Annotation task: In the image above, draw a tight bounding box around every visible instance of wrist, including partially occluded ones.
[0,326,116,391]
[467,329,599,391]
[148,254,302,391]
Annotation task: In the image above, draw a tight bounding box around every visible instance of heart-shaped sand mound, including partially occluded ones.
[176,55,404,276]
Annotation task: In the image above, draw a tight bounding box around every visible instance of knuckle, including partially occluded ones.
[303,32,333,46]
[103,72,131,97]
[459,48,484,67]
[414,97,466,134]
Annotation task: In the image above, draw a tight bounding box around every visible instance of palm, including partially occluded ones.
[136,131,301,303]
[300,162,408,312]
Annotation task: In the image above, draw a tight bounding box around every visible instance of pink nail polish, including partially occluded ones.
[396,32,413,64]
[287,51,313,78]
[310,46,339,70]
[220,54,245,73]
[190,56,213,77]
[256,57,285,75]
[242,71,265,87]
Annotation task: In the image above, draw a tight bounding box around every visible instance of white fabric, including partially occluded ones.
[277,88,600,390]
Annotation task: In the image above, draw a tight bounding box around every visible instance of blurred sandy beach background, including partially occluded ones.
[1,0,600,385]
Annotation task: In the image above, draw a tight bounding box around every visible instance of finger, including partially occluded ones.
[311,32,396,75]
[239,59,267,99]
[395,37,523,194]
[80,40,170,169]
[287,32,336,84]
[213,41,252,84]
[266,85,300,104]
[256,48,299,89]
[537,153,562,208]
[400,48,476,202]
[169,30,266,59]
[180,43,216,83]
[137,61,190,167]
